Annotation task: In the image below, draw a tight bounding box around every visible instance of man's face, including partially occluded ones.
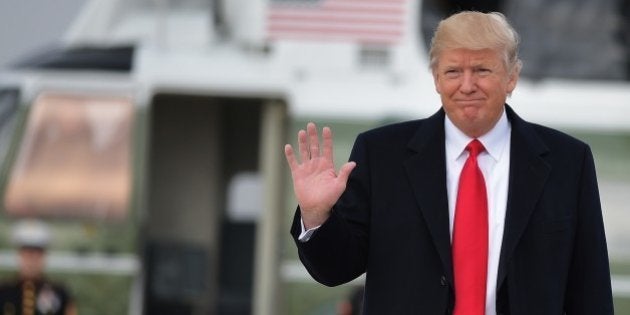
[18,247,46,279]
[433,48,518,138]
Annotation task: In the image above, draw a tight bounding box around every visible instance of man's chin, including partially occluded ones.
[453,115,491,137]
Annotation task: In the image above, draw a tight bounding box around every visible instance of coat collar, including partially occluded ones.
[402,105,551,291]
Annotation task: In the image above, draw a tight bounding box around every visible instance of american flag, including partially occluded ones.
[266,0,407,45]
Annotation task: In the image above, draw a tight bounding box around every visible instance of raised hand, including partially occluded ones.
[285,122,356,229]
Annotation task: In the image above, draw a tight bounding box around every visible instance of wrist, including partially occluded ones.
[300,208,331,230]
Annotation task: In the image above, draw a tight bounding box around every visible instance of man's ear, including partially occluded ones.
[506,69,519,94]
[507,61,522,93]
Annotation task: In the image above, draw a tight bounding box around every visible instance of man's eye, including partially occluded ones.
[477,68,491,75]
[445,70,460,77]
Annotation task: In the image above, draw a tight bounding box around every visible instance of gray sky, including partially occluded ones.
[0,0,86,67]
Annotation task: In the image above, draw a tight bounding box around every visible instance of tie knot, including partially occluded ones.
[466,139,485,157]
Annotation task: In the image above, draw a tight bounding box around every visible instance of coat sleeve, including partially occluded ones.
[289,133,371,287]
[564,145,614,314]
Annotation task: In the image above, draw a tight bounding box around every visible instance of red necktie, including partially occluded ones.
[453,139,488,315]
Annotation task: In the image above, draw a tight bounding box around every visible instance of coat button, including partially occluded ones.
[440,275,447,286]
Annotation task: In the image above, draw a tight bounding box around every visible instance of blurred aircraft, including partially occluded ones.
[0,1,628,315]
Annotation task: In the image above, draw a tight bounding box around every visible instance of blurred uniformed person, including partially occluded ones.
[0,220,77,315]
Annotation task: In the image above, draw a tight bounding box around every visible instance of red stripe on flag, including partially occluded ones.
[268,12,404,25]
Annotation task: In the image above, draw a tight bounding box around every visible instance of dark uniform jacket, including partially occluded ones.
[291,105,613,314]
[0,278,72,315]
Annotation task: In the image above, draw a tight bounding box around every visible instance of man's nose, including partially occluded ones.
[459,72,477,93]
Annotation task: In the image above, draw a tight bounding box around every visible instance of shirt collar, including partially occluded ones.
[445,107,511,162]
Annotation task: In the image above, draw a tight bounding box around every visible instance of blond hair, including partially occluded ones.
[429,11,522,74]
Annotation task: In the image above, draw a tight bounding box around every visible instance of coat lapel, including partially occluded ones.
[496,106,551,290]
[403,109,454,286]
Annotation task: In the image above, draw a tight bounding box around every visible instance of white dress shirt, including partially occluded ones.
[300,109,511,315]
[445,109,511,315]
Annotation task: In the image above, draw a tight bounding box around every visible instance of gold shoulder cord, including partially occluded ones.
[22,281,36,315]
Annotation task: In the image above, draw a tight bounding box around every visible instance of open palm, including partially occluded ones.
[285,123,356,229]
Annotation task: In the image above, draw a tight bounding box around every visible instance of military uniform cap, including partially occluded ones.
[11,220,51,249]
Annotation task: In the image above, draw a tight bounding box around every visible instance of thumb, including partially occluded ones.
[337,161,357,184]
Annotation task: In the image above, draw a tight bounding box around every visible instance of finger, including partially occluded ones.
[298,129,308,163]
[307,122,320,158]
[284,144,298,170]
[322,126,333,162]
[337,161,357,184]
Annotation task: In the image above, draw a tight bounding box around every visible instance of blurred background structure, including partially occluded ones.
[0,0,629,314]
